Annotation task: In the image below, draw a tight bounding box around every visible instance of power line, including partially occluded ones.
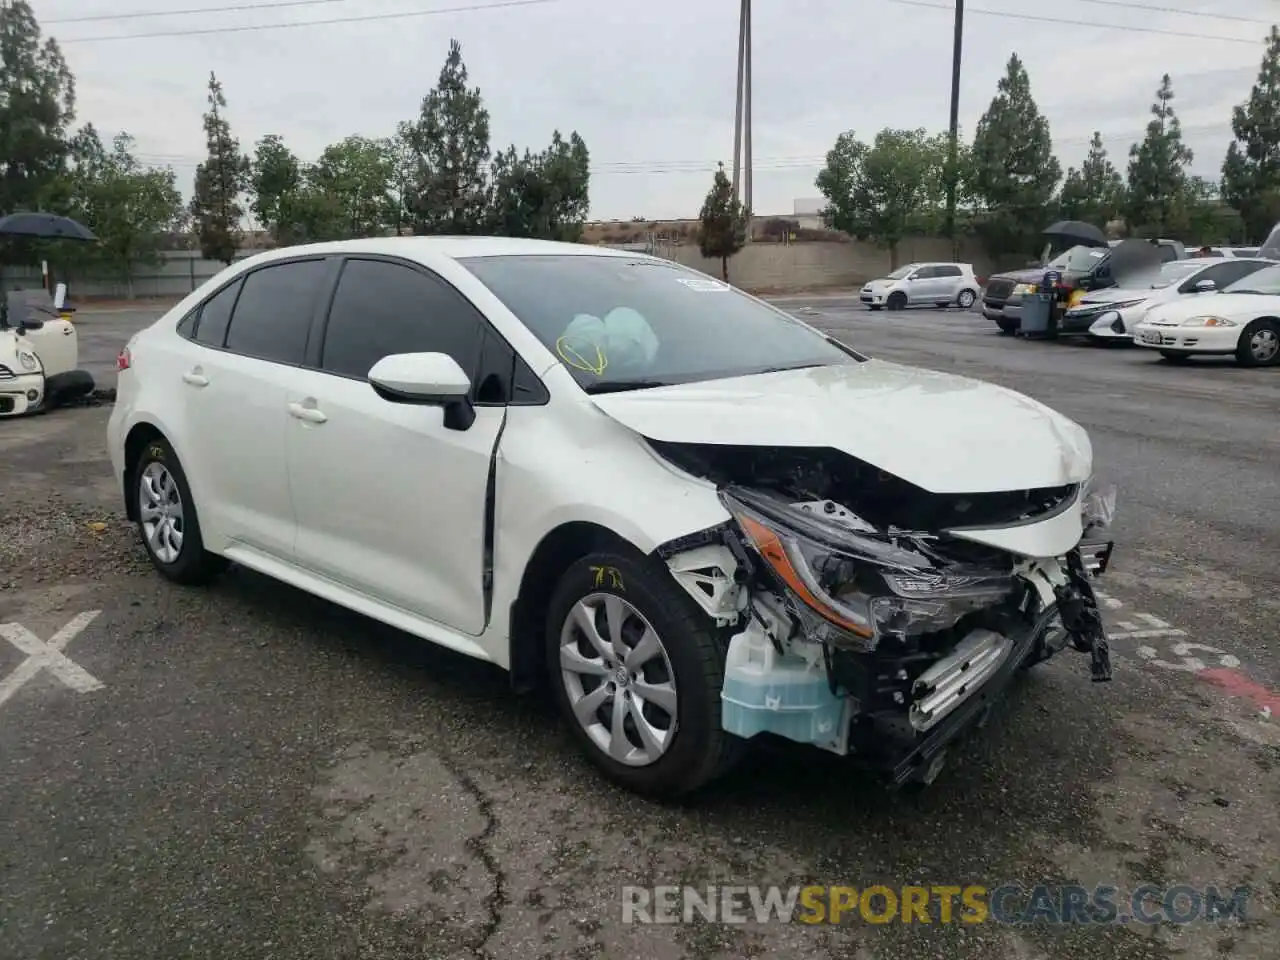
[44,0,1280,30]
[54,0,1269,45]
[45,0,350,24]
[58,0,566,43]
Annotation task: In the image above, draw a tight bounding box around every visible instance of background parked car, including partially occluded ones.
[859,262,980,311]
[1133,261,1280,366]
[1062,256,1273,342]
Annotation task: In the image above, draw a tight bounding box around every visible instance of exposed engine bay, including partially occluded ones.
[652,440,1116,787]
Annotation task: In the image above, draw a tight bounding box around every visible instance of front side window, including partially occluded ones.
[886,265,915,280]
[223,259,328,364]
[320,258,484,382]
[458,254,856,394]
[1223,263,1280,294]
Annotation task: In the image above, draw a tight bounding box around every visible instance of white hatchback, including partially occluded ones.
[859,262,981,311]
[108,237,1117,798]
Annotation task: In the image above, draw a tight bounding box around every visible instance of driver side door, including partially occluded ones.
[284,256,508,636]
[905,266,935,303]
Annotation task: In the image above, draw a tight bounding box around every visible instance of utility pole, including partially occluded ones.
[944,0,965,253]
[743,0,752,227]
[731,0,746,206]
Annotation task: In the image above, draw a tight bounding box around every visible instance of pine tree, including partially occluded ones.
[406,40,491,235]
[1059,132,1125,227]
[698,162,747,281]
[1221,26,1280,241]
[189,72,249,264]
[969,54,1061,254]
[1125,74,1193,237]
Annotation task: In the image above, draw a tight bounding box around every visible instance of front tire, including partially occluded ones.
[545,551,742,798]
[1159,351,1191,363]
[1236,318,1280,367]
[996,317,1018,335]
[887,292,907,311]
[132,438,228,585]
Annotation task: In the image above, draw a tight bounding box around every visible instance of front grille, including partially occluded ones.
[984,278,1015,301]
[0,364,14,381]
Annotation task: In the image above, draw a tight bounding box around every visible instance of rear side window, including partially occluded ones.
[223,259,328,365]
[935,265,962,277]
[320,258,484,382]
[193,279,241,347]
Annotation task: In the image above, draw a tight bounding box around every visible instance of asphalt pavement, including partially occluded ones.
[1,301,1276,960]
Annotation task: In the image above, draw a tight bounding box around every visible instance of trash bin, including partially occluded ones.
[1018,293,1054,338]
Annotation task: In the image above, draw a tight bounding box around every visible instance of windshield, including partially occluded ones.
[1150,260,1207,288]
[1223,263,1280,294]
[885,265,914,280]
[458,255,856,392]
[1048,245,1109,273]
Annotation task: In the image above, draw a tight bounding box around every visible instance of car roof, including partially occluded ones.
[235,235,650,268]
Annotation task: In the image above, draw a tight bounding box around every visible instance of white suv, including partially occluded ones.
[860,262,981,311]
[108,237,1116,798]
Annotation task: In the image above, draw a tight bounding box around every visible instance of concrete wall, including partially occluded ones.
[1,237,1002,300]
[668,237,999,292]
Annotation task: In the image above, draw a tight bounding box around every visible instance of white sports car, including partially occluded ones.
[1061,257,1272,342]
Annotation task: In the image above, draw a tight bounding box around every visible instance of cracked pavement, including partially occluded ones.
[0,303,1276,959]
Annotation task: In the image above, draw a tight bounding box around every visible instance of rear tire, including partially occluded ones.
[132,437,228,585]
[887,292,907,311]
[957,289,976,309]
[544,550,743,799]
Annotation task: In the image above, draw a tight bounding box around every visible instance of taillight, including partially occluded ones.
[117,347,131,370]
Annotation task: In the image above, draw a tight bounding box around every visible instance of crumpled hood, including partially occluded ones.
[988,267,1047,284]
[589,360,1092,495]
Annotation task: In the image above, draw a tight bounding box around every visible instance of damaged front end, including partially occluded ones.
[654,443,1116,787]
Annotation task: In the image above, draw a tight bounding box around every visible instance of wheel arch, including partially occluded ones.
[122,421,171,521]
[507,520,652,694]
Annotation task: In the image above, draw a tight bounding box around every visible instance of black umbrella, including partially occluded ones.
[0,212,97,241]
[1043,220,1108,248]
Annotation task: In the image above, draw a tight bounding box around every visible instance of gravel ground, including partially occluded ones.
[0,303,1276,960]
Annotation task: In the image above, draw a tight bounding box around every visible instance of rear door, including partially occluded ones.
[179,256,334,560]
[285,256,511,635]
[933,265,964,302]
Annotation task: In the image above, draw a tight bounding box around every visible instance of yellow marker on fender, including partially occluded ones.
[556,336,608,375]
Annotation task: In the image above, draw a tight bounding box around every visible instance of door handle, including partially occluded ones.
[182,370,209,387]
[288,401,327,424]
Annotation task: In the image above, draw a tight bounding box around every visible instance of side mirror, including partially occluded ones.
[368,352,475,430]
[1194,279,1216,292]
[17,318,44,333]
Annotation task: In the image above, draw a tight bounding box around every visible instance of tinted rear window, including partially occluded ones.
[224,259,328,365]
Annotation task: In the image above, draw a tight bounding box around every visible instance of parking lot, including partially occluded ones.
[1,299,1277,960]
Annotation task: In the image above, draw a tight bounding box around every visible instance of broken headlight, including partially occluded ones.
[721,487,1018,652]
[1080,475,1117,533]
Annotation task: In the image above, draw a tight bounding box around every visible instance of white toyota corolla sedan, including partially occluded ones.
[108,237,1116,798]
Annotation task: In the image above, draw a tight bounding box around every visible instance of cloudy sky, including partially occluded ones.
[31,0,1277,222]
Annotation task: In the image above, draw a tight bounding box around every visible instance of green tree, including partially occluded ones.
[388,121,418,235]
[1221,26,1280,242]
[487,130,590,240]
[308,135,394,239]
[1125,74,1194,237]
[969,53,1061,255]
[72,133,184,297]
[697,162,747,281]
[0,0,75,219]
[815,127,949,266]
[249,134,302,244]
[190,71,249,264]
[1059,132,1125,227]
[405,39,491,234]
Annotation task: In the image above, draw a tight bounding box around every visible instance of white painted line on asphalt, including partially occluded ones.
[1109,628,1188,640]
[1136,641,1241,674]
[0,611,103,708]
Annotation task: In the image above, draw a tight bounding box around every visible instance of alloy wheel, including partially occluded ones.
[559,593,679,767]
[139,461,185,564]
